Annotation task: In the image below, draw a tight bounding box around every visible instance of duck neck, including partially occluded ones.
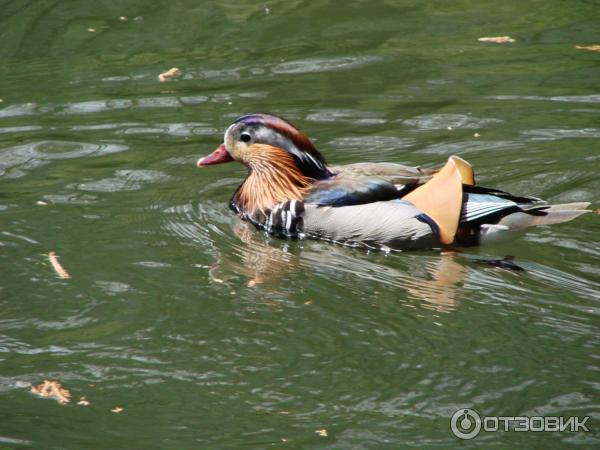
[231,144,314,222]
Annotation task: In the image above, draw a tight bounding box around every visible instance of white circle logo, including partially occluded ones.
[451,408,482,440]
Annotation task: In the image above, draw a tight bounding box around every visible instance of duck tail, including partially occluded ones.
[475,202,592,246]
[499,202,591,228]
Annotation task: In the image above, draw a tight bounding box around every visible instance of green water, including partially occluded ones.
[1,1,599,448]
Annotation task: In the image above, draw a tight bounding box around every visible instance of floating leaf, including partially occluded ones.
[31,380,71,405]
[575,45,600,52]
[111,406,124,413]
[315,429,328,437]
[478,36,515,43]
[77,396,90,406]
[48,251,71,279]
[158,67,181,82]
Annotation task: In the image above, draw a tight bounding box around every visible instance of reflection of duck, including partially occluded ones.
[212,220,466,311]
[197,113,591,250]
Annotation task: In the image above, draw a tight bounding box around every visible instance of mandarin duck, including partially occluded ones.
[197,113,591,250]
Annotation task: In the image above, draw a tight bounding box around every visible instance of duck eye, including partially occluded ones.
[240,132,252,143]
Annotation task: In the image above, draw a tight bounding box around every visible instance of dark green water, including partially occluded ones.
[1,1,599,448]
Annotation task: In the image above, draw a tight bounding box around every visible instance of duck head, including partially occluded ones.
[197,114,332,222]
[197,113,332,180]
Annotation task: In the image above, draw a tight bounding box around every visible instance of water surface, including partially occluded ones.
[1,1,599,448]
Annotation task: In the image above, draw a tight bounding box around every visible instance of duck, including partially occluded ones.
[196,113,591,251]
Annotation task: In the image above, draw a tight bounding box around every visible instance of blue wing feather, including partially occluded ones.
[304,176,400,207]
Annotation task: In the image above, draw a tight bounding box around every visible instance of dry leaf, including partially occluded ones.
[158,67,181,82]
[77,396,90,406]
[48,251,71,279]
[575,45,600,52]
[31,380,71,405]
[315,429,328,437]
[111,406,124,413]
[478,36,515,43]
[247,279,257,287]
[304,300,313,305]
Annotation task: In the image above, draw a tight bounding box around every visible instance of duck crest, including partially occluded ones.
[231,144,314,223]
[235,114,332,180]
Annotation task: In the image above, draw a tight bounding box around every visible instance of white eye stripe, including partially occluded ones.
[224,123,236,140]
[301,152,323,168]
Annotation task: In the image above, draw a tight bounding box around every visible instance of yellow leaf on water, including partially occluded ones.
[111,406,124,413]
[575,45,600,52]
[315,429,328,437]
[158,67,181,82]
[48,251,71,279]
[478,36,515,43]
[31,380,71,405]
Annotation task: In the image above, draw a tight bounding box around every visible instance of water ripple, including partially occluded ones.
[488,94,600,104]
[272,55,383,74]
[0,140,128,179]
[522,128,600,140]
[403,113,503,130]
[306,109,386,125]
[418,140,520,155]
[75,169,175,193]
[329,136,416,153]
[0,92,264,119]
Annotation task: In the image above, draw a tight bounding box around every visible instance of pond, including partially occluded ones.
[1,0,599,448]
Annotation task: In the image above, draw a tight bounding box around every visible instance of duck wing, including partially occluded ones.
[268,156,468,248]
[331,162,437,188]
[305,160,444,207]
[304,176,401,207]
